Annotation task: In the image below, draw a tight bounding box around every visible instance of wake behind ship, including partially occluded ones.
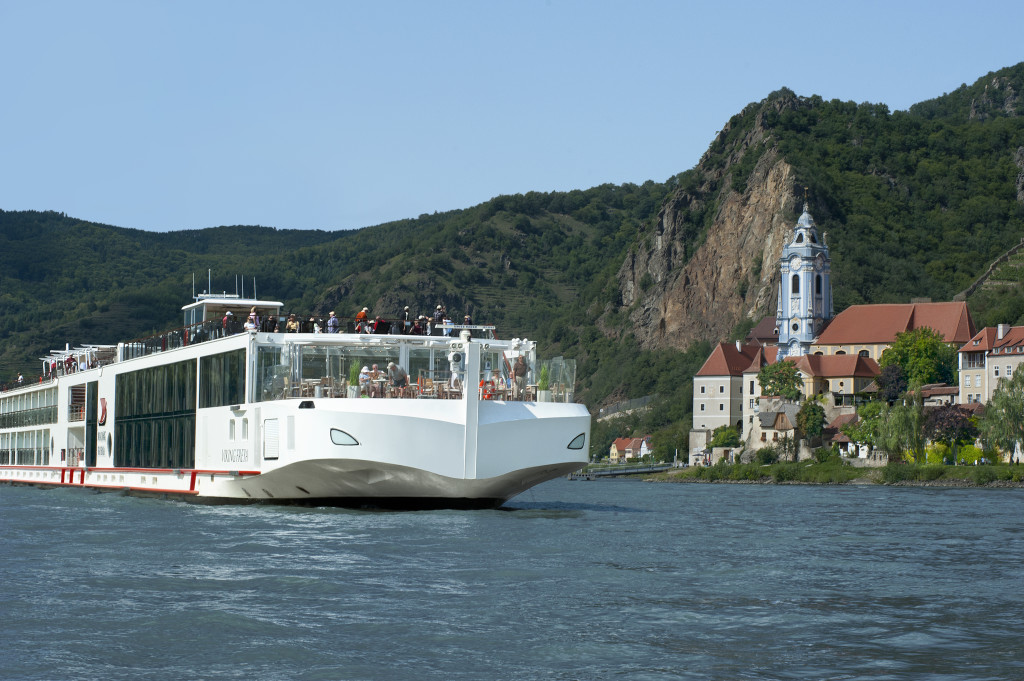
[0,294,590,508]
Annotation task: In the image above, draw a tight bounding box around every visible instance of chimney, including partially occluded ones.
[998,324,1010,340]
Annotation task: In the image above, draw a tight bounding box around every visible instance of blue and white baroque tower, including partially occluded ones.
[775,203,833,360]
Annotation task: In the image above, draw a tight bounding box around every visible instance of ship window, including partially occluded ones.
[330,428,359,446]
[114,358,197,469]
[568,433,586,450]
[200,349,246,409]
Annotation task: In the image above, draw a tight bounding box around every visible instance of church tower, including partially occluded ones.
[775,203,833,360]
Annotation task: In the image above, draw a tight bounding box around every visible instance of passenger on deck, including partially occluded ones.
[358,366,371,396]
[244,309,259,331]
[388,362,409,392]
[355,307,369,333]
[399,306,412,334]
[368,364,384,397]
[285,314,300,333]
[373,316,390,334]
[222,311,233,337]
[327,311,340,333]
[512,355,530,399]
[410,318,425,335]
[432,305,444,335]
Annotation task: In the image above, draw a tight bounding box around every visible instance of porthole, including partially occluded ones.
[330,429,359,446]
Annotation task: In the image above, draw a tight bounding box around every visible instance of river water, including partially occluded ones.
[2,479,1022,681]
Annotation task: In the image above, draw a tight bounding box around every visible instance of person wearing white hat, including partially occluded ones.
[327,311,340,334]
[358,366,371,396]
[399,305,412,334]
[355,306,369,334]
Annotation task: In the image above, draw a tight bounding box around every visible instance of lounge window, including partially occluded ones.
[200,349,246,408]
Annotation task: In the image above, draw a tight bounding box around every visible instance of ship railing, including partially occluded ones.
[0,405,58,428]
[7,447,51,466]
[119,318,499,361]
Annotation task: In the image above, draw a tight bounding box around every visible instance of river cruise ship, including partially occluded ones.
[0,295,589,508]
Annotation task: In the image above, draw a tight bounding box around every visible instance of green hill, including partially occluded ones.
[3,62,1024,460]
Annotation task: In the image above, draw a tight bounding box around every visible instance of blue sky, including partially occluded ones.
[2,1,1022,233]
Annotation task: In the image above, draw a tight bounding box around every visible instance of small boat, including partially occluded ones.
[0,293,590,508]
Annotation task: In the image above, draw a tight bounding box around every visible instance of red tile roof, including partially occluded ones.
[695,342,765,377]
[792,354,880,378]
[960,327,999,352]
[746,316,779,345]
[743,345,779,374]
[611,437,632,452]
[815,302,975,346]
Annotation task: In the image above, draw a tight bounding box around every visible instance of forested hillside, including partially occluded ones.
[3,62,1023,460]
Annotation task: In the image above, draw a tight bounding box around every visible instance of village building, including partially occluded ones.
[609,436,651,463]
[691,342,765,453]
[958,324,1024,404]
[689,200,978,460]
[790,354,881,406]
[810,301,975,360]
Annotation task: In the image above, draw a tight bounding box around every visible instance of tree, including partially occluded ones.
[979,368,1024,459]
[796,400,826,441]
[840,400,884,455]
[876,364,908,403]
[758,360,803,401]
[877,392,926,464]
[925,404,978,463]
[710,425,741,448]
[878,327,957,387]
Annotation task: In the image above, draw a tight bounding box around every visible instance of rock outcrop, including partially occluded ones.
[615,100,805,351]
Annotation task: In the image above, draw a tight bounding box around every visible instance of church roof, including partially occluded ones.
[746,316,779,345]
[792,354,880,378]
[814,302,975,346]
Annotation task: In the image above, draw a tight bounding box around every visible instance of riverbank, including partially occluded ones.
[645,461,1024,487]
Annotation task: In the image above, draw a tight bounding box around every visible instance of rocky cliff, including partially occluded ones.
[615,96,805,351]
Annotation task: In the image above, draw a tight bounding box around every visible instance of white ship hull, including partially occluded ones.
[1,297,590,508]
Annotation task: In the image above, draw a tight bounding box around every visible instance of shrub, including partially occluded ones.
[958,444,984,465]
[755,447,779,465]
[812,446,839,464]
[926,443,950,465]
[772,464,798,482]
[881,463,915,484]
[971,467,997,486]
